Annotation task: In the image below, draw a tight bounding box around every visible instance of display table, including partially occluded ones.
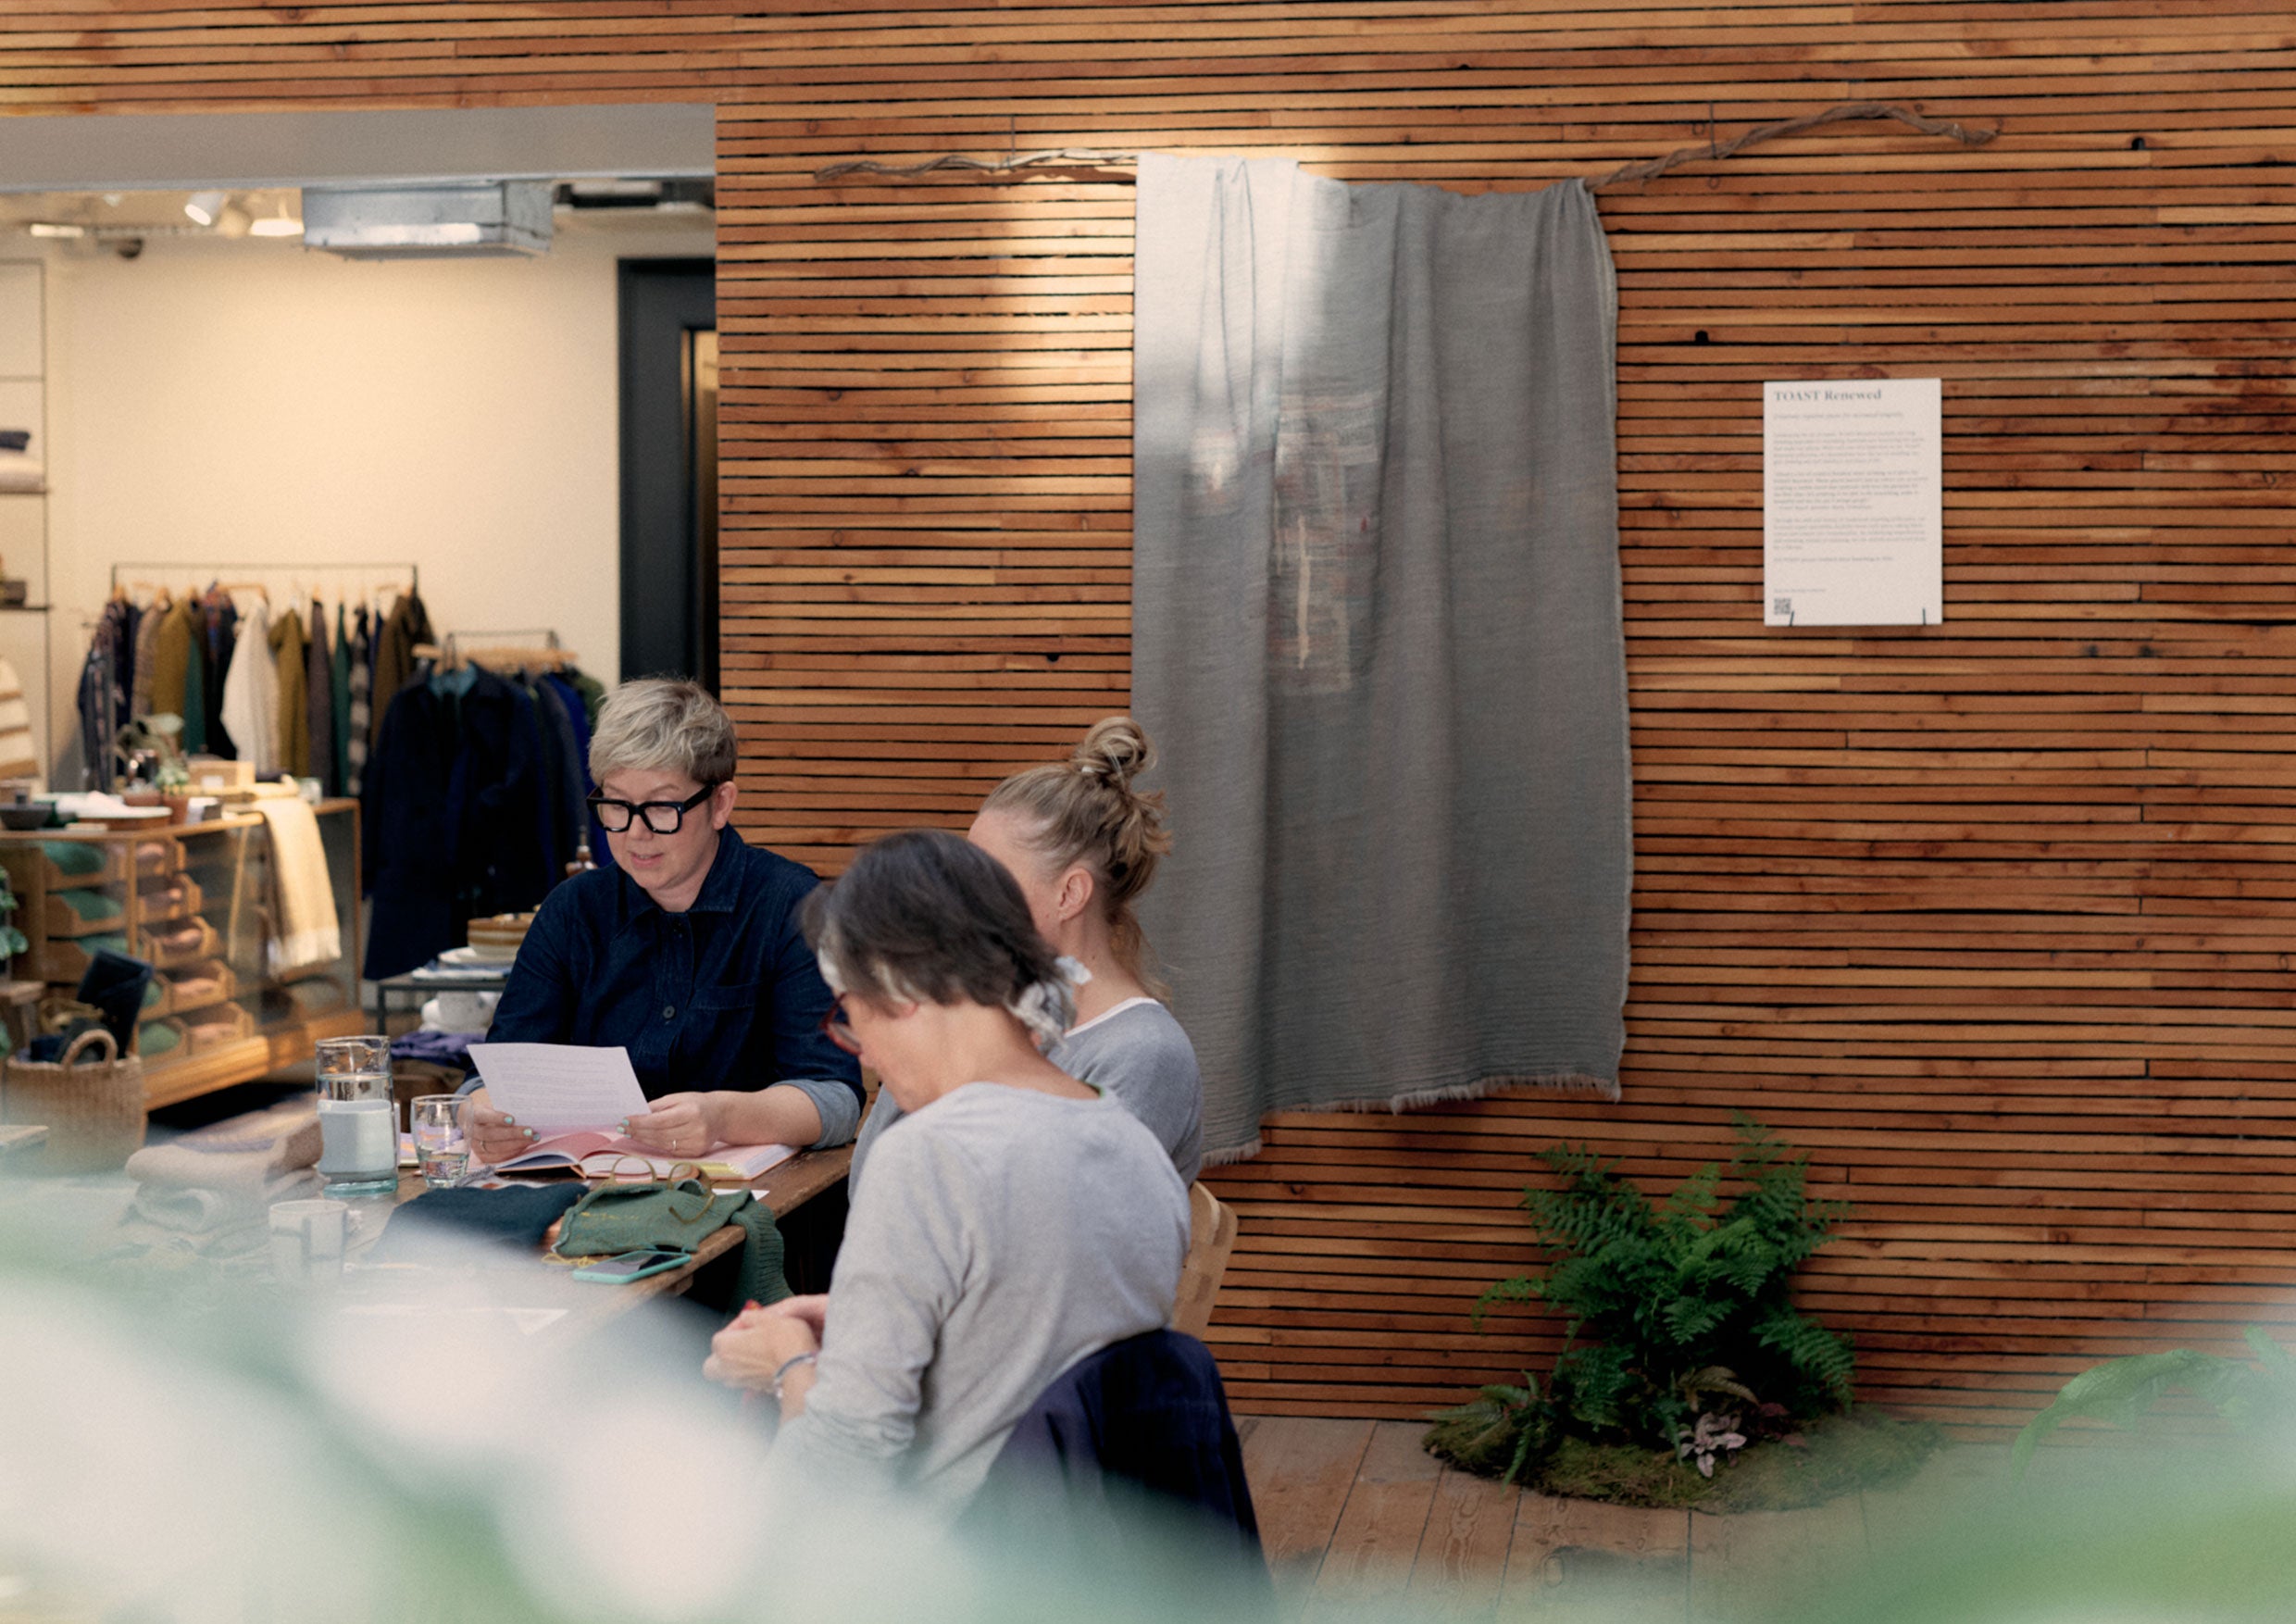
[368,960,511,1031]
[0,802,364,1109]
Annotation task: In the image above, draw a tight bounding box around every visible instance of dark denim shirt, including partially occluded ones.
[484,825,862,1138]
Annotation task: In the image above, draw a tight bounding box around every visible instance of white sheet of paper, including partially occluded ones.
[1764,378,1943,627]
[465,1043,649,1132]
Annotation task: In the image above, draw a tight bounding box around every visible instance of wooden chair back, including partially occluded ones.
[1174,1180,1239,1339]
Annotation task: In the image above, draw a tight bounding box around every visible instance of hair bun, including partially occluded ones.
[1072,716,1154,787]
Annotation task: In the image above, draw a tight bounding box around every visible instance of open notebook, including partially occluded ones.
[489,1133,795,1181]
[466,1042,797,1182]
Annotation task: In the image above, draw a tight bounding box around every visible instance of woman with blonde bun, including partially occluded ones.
[848,716,1204,1188]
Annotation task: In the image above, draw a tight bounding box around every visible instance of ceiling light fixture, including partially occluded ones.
[27,223,86,239]
[183,189,226,226]
[249,195,303,238]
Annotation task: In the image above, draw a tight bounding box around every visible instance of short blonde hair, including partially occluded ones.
[589,678,738,786]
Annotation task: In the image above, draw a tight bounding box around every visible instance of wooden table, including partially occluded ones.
[377,1144,853,1323]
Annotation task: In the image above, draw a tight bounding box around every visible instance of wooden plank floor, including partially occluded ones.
[1243,1418,2040,1623]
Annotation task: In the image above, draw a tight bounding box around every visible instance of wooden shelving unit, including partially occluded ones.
[0,799,364,1108]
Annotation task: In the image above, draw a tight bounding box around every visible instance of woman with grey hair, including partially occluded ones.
[702,828,1187,1510]
[466,677,863,1161]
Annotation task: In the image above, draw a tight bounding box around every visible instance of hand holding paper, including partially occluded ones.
[466,1043,649,1132]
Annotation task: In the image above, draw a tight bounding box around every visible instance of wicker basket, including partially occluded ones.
[0,1027,145,1174]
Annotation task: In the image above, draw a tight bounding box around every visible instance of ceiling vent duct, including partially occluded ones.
[302,180,552,259]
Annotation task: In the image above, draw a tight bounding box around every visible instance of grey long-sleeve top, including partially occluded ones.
[767,1081,1189,1512]
[848,997,1205,1193]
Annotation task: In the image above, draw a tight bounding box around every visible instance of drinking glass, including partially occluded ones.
[315,1035,397,1196]
[409,1093,469,1189]
[268,1197,349,1287]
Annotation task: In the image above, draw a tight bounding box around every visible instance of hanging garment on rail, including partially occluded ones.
[219,599,279,779]
[147,593,197,727]
[369,589,433,746]
[345,604,372,796]
[112,599,142,736]
[526,674,592,878]
[269,606,309,780]
[539,668,611,870]
[363,663,554,980]
[331,602,352,797]
[306,598,334,797]
[179,607,206,755]
[129,590,167,722]
[198,587,237,759]
[75,626,120,792]
[79,598,138,786]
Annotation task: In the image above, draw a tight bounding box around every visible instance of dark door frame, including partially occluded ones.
[618,257,718,690]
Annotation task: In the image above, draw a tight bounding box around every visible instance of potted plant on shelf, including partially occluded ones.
[116,714,192,821]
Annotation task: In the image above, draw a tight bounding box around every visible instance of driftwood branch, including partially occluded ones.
[812,103,1998,188]
[1590,101,1998,190]
[815,149,1136,182]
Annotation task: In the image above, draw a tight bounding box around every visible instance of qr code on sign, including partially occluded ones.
[1773,597,1792,617]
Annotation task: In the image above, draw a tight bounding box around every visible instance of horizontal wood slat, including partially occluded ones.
[14,1,2296,1439]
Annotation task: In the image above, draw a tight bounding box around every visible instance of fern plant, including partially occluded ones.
[1429,1114,1854,1479]
[2012,1328,2296,1479]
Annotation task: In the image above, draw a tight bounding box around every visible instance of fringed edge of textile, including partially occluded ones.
[1368,1068,1621,1114]
[1195,1070,1619,1168]
[1200,1136,1265,1170]
[268,928,343,981]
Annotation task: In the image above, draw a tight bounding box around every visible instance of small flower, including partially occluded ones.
[1677,1412,1749,1478]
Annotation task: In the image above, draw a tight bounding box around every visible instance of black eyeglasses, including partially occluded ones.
[587,783,718,835]
[819,994,861,1056]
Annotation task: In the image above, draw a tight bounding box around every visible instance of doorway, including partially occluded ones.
[618,258,718,691]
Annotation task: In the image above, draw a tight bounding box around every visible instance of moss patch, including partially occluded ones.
[1448,1410,1943,1514]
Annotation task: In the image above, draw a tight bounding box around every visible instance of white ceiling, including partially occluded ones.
[0,104,715,194]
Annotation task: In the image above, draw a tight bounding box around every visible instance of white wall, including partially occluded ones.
[37,219,711,776]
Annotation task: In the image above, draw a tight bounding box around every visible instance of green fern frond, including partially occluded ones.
[2243,1327,2295,1378]
[1469,1274,1539,1330]
[1446,1117,1858,1468]
[1753,1306,1856,1408]
[2011,1349,2253,1480]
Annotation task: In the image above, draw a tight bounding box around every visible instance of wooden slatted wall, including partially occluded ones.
[12,1,2296,1436]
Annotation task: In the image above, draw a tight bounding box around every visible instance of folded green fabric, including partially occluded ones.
[552,1179,790,1306]
[81,931,130,957]
[139,1021,181,1057]
[41,841,104,877]
[724,1199,790,1310]
[56,888,123,922]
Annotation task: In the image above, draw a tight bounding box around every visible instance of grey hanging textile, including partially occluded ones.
[1131,155,1631,1164]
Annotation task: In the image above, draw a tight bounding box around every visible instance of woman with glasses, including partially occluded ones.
[703,828,1188,1509]
[847,716,1204,1190]
[464,678,862,1164]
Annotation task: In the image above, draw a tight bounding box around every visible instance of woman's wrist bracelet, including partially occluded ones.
[769,1351,818,1401]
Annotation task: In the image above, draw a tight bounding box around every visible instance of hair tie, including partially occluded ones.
[1007,956,1088,1048]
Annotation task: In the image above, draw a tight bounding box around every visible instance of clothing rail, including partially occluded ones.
[412,629,576,672]
[107,560,420,595]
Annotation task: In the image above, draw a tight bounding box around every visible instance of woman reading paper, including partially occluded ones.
[464,679,862,1163]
